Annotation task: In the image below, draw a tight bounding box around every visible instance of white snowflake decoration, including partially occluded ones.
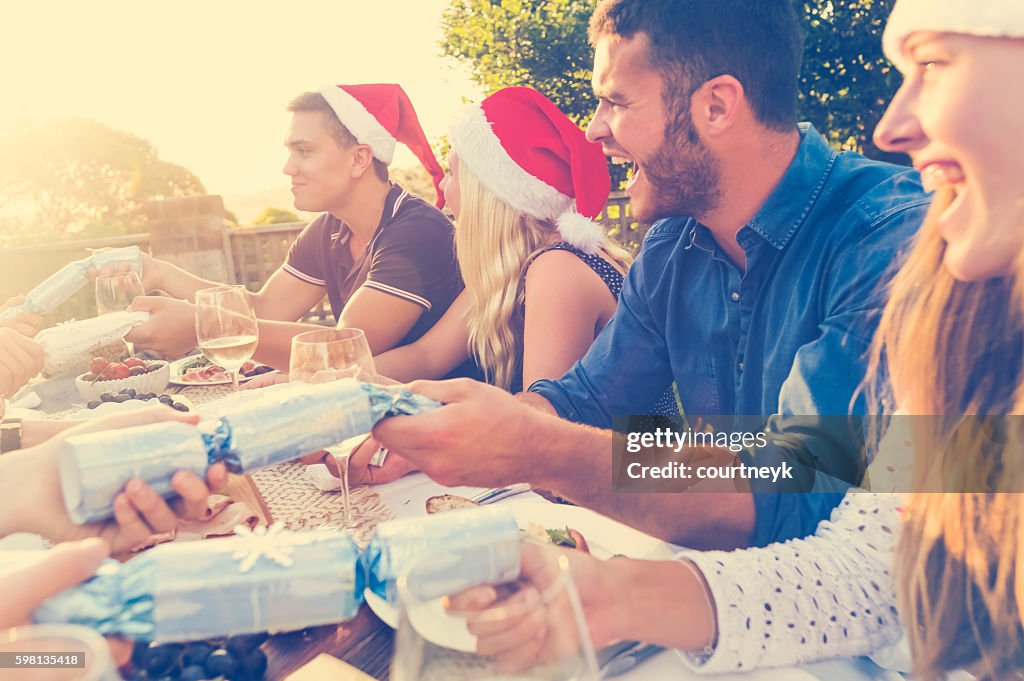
[231,523,296,573]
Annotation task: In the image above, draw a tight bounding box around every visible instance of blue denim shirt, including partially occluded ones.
[530,124,931,547]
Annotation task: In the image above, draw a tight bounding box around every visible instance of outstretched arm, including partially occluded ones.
[374,291,471,382]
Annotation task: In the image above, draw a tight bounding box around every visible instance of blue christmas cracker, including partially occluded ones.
[0,246,140,321]
[364,506,522,603]
[60,379,440,523]
[30,526,363,642]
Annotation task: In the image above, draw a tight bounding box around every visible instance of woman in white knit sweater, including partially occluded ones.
[453,2,1024,679]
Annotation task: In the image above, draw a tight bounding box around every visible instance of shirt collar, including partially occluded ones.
[745,123,837,250]
[329,183,406,245]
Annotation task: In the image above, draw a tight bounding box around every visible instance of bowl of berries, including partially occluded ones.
[75,357,171,402]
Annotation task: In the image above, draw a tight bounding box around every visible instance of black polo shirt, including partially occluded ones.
[284,184,461,346]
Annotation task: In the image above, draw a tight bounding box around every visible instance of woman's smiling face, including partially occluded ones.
[875,32,1024,282]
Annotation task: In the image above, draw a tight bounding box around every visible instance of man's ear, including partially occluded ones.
[691,74,744,137]
[350,144,376,178]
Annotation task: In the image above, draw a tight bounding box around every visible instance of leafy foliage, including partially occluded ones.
[251,206,300,225]
[799,0,905,163]
[439,0,908,188]
[0,118,205,246]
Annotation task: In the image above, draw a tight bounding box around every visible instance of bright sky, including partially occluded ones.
[0,0,483,197]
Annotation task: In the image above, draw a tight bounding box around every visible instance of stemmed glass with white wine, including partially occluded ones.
[289,328,376,529]
[95,270,145,356]
[194,285,259,392]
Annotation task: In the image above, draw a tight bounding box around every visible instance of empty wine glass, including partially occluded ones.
[392,546,598,681]
[95,271,145,357]
[290,328,376,530]
[195,285,259,392]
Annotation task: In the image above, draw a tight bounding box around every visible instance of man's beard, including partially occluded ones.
[633,110,722,225]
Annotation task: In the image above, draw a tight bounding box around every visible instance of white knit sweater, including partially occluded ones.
[675,420,916,673]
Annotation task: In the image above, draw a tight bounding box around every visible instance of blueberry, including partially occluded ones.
[144,392,158,400]
[182,641,215,668]
[126,388,137,398]
[243,648,268,678]
[113,395,131,403]
[144,643,181,677]
[180,664,207,681]
[158,395,174,405]
[226,633,267,655]
[87,400,101,409]
[172,402,189,412]
[100,392,115,402]
[130,639,149,669]
[205,649,239,678]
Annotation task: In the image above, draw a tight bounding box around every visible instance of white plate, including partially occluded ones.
[71,395,195,419]
[364,500,675,651]
[167,354,278,386]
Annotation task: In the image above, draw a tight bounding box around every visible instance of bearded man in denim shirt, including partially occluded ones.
[371,0,930,550]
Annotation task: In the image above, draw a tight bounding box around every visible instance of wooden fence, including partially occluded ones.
[0,192,644,325]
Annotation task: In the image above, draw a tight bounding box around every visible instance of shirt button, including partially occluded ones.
[738,362,745,372]
[730,291,740,302]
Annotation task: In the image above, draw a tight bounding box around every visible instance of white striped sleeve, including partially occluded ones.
[282,262,326,287]
[361,281,432,309]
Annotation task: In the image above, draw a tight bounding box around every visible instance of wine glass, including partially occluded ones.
[391,547,598,681]
[95,271,145,357]
[290,328,376,530]
[195,285,259,392]
[0,624,120,680]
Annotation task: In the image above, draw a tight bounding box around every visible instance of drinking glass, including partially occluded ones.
[290,328,376,529]
[391,548,598,681]
[194,285,259,392]
[0,624,120,680]
[95,271,145,357]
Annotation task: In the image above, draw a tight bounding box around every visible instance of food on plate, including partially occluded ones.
[86,388,190,412]
[83,357,163,383]
[177,357,275,384]
[425,494,480,514]
[522,523,591,553]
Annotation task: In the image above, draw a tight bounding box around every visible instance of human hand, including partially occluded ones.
[372,379,547,488]
[8,407,228,553]
[0,296,44,337]
[446,542,623,672]
[0,327,44,397]
[125,295,198,360]
[346,435,417,486]
[0,538,110,628]
[90,249,162,292]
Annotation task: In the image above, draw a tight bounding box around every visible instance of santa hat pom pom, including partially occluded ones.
[557,211,604,255]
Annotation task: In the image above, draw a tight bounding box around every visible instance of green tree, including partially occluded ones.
[799,0,904,162]
[0,118,205,246]
[252,206,300,225]
[439,0,907,185]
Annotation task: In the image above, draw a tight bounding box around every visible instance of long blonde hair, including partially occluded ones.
[454,162,631,391]
[867,187,1024,681]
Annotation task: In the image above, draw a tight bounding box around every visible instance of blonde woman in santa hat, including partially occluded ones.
[374,86,638,394]
[449,3,1024,679]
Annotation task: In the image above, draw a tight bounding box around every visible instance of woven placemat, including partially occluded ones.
[251,462,394,546]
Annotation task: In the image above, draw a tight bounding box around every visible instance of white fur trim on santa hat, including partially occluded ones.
[883,0,1024,71]
[319,86,397,164]
[557,211,604,255]
[449,105,573,223]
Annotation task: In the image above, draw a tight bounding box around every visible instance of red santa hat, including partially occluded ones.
[448,86,611,254]
[319,83,446,209]
[884,0,1024,71]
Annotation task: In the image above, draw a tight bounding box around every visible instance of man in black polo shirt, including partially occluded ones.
[124,84,461,369]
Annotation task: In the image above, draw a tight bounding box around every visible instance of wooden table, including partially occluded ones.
[225,474,395,680]
[29,374,398,680]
